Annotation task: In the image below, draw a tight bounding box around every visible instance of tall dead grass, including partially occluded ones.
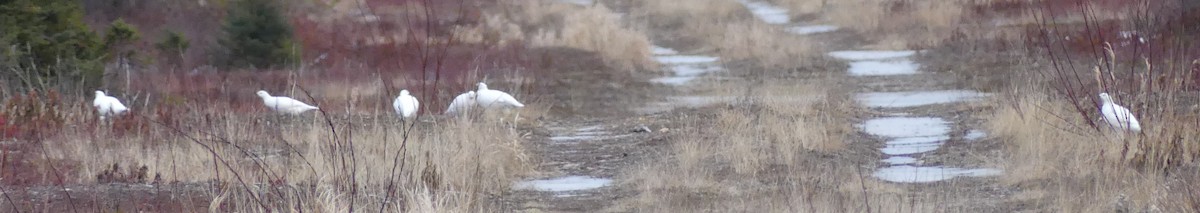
[636,0,748,28]
[30,94,533,211]
[989,87,1200,212]
[611,80,951,211]
[824,0,964,49]
[632,0,815,68]
[478,1,654,71]
[529,4,655,71]
[720,22,815,68]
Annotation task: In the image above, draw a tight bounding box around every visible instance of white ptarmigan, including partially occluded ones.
[474,82,525,110]
[445,91,477,116]
[393,89,420,118]
[1098,92,1141,132]
[256,90,319,115]
[93,91,129,120]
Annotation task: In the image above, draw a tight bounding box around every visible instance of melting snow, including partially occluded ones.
[874,166,1001,183]
[738,1,790,24]
[651,46,679,55]
[860,117,950,138]
[964,130,987,141]
[556,0,593,5]
[515,176,613,192]
[654,55,720,64]
[856,90,990,108]
[883,156,918,165]
[847,60,920,76]
[786,25,839,35]
[828,50,917,61]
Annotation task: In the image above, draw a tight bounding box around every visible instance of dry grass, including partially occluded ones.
[473,1,654,71]
[26,88,535,211]
[824,0,886,34]
[635,0,748,28]
[529,4,655,71]
[823,0,965,49]
[719,22,815,68]
[631,0,816,69]
[609,80,956,211]
[988,88,1200,212]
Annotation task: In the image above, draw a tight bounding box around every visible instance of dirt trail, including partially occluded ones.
[507,0,1013,212]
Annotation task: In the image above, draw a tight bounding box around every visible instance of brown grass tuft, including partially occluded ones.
[719,22,815,69]
[989,89,1200,212]
[481,1,655,71]
[610,80,933,211]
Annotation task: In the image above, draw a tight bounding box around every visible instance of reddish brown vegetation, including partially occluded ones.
[1,91,65,141]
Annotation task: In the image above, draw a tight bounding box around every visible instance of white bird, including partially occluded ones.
[256,90,319,115]
[1099,93,1141,132]
[474,82,525,109]
[393,89,420,118]
[93,91,129,120]
[445,91,477,116]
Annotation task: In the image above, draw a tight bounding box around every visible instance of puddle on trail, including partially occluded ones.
[857,90,990,108]
[652,46,679,55]
[575,125,603,131]
[786,25,839,35]
[515,176,613,192]
[654,55,719,64]
[964,129,987,141]
[550,135,603,142]
[848,60,919,76]
[828,50,922,76]
[860,117,950,138]
[738,0,789,24]
[556,0,592,5]
[828,50,916,61]
[650,77,699,86]
[874,166,1001,183]
[857,96,1004,183]
[880,136,949,155]
[550,134,631,142]
[668,64,723,76]
[650,46,723,85]
[549,125,632,142]
[883,156,918,165]
[836,48,1002,183]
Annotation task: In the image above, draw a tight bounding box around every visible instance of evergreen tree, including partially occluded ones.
[0,0,105,89]
[103,18,140,61]
[155,30,190,71]
[102,19,141,90]
[220,0,298,69]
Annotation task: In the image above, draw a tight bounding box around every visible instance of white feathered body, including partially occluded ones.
[445,91,477,116]
[93,91,129,120]
[1098,93,1141,132]
[393,90,420,118]
[1101,101,1141,132]
[475,83,525,109]
[258,91,319,115]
